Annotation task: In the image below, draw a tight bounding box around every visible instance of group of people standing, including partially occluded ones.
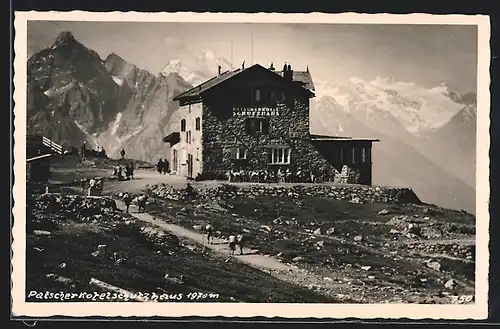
[204,224,246,256]
[156,158,170,175]
[113,163,135,180]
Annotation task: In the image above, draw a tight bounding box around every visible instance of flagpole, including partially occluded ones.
[251,30,254,66]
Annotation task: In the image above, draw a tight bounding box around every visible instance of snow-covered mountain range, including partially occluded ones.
[161,50,232,86]
[313,78,468,136]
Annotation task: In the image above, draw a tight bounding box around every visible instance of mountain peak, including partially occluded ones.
[53,31,77,46]
[105,52,127,63]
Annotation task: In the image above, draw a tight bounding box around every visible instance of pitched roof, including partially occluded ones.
[173,68,243,100]
[27,154,52,162]
[273,70,315,91]
[173,64,314,101]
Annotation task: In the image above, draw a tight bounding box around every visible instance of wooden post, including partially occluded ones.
[89,278,149,302]
[97,244,107,258]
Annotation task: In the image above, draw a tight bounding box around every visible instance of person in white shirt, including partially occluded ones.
[205,224,214,245]
[228,235,236,255]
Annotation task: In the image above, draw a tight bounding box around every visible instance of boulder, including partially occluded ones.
[426,261,442,271]
[378,209,391,215]
[326,227,335,235]
[444,279,458,290]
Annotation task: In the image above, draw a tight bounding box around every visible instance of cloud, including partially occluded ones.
[164,36,179,46]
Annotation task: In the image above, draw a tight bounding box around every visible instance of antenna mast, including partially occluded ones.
[251,30,254,65]
[230,41,234,70]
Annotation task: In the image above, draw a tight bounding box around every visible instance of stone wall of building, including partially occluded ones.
[200,96,361,183]
[146,183,422,205]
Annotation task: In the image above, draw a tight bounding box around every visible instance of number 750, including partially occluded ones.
[450,295,474,304]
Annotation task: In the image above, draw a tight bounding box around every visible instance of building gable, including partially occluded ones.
[173,64,314,104]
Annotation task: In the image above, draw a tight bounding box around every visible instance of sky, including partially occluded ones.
[27,21,478,93]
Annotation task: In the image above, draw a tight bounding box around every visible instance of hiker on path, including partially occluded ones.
[120,148,126,160]
[122,192,133,213]
[236,233,245,255]
[125,162,134,179]
[228,234,237,255]
[135,194,148,213]
[205,223,214,245]
[157,159,164,175]
[184,183,196,202]
[88,178,96,196]
[162,158,170,175]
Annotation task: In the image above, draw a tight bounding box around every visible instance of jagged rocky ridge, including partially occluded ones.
[27,31,192,162]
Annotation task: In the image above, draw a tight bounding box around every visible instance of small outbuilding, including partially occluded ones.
[26,154,52,183]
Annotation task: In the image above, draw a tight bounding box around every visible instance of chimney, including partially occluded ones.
[287,63,293,80]
[282,62,288,79]
[218,65,222,76]
[269,62,275,71]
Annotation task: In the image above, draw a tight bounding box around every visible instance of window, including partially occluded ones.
[186,131,192,144]
[267,147,291,165]
[255,89,261,102]
[361,148,370,163]
[181,148,187,164]
[195,117,201,131]
[246,118,269,134]
[180,119,186,132]
[172,150,178,172]
[196,147,200,160]
[352,148,357,164]
[339,147,344,163]
[236,148,247,160]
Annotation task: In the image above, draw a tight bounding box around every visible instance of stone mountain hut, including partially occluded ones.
[163,63,379,184]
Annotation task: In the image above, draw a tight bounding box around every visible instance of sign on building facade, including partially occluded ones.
[233,107,280,117]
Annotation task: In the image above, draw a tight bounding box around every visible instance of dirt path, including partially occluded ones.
[113,199,369,302]
[115,199,291,272]
[103,170,189,194]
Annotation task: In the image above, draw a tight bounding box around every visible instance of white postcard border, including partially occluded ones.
[12,11,491,320]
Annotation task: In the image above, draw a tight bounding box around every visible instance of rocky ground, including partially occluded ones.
[143,183,476,304]
[26,193,337,303]
[26,161,476,304]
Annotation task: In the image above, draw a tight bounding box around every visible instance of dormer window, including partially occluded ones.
[255,89,261,102]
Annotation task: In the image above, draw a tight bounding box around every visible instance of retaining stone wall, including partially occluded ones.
[146,183,422,205]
